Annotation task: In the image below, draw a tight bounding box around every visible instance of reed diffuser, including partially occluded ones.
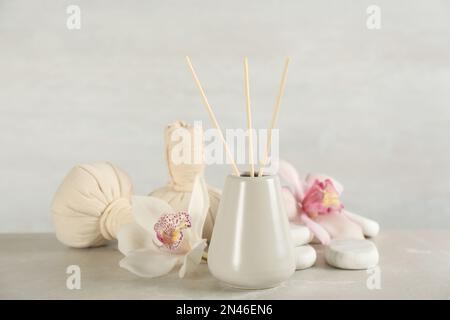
[186,57,295,289]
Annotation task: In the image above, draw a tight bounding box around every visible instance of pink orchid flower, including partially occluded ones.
[278,160,378,245]
[302,178,344,219]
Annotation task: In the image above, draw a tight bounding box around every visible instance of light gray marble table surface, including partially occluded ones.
[1,231,449,299]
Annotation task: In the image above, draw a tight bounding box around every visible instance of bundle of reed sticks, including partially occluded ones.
[186,56,290,177]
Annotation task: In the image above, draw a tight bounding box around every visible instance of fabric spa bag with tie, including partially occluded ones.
[51,162,134,248]
[149,121,221,241]
[51,121,220,248]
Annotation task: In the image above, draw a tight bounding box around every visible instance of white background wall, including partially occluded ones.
[1,0,449,232]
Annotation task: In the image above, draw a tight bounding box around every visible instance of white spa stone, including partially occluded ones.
[295,245,316,270]
[325,239,379,270]
[290,223,313,246]
[344,211,380,238]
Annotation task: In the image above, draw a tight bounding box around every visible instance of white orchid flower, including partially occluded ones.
[118,175,209,278]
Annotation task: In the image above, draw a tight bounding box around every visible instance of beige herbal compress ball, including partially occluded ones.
[51,162,134,248]
[150,121,221,241]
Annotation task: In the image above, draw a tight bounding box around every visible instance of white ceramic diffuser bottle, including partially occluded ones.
[207,173,295,289]
[186,56,293,289]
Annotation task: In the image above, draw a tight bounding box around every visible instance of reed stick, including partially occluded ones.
[185,56,240,176]
[258,57,290,177]
[244,57,255,177]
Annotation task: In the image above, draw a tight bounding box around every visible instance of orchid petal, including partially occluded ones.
[117,222,156,255]
[178,240,207,278]
[315,212,365,240]
[300,214,331,245]
[278,160,305,200]
[342,210,380,238]
[119,248,181,278]
[185,175,209,244]
[132,195,174,233]
[282,187,298,221]
[304,174,344,195]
